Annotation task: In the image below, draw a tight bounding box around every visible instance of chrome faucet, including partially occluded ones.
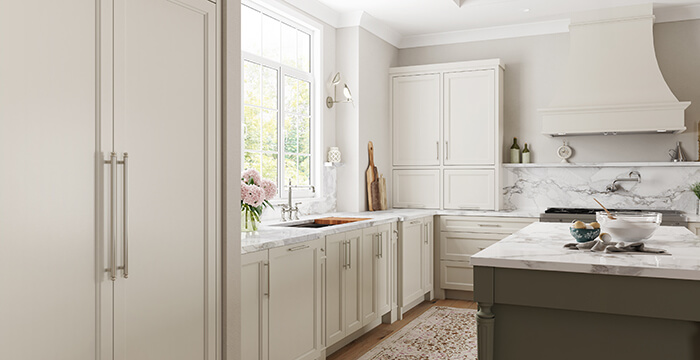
[606,171,641,192]
[280,180,316,221]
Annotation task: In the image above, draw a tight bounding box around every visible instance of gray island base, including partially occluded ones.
[471,222,700,360]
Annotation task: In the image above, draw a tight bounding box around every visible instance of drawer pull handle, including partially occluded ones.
[409,220,422,225]
[478,224,501,227]
[287,244,309,252]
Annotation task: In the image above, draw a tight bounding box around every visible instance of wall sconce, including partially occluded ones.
[326,72,354,108]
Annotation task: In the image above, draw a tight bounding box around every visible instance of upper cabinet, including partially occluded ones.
[443,70,496,166]
[390,60,504,210]
[392,74,441,166]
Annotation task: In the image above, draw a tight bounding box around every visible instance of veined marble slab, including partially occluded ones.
[471,222,700,281]
[241,209,540,254]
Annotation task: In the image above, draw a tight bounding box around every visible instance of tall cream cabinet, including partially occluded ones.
[241,239,325,360]
[0,1,221,360]
[390,60,504,211]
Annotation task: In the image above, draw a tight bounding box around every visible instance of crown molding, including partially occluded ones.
[337,11,403,48]
[400,19,571,48]
[283,0,341,27]
[654,3,700,24]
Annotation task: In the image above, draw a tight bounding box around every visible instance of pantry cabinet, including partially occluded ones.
[390,60,504,210]
[399,216,434,315]
[1,1,220,359]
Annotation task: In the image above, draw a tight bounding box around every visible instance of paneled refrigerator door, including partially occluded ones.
[0,1,104,359]
[111,0,220,360]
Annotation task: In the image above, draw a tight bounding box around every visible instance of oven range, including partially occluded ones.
[539,207,688,227]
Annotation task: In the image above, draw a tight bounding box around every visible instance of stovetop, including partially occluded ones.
[540,207,688,226]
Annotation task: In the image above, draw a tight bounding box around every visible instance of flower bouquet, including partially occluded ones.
[241,169,276,232]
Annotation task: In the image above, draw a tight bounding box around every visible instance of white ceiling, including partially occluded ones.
[313,0,700,37]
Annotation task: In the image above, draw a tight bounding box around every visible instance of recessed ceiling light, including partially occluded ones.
[523,8,531,12]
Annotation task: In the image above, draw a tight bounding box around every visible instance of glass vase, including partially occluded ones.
[241,207,258,232]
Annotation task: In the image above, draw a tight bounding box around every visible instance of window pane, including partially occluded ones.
[284,76,299,114]
[261,153,278,182]
[243,106,261,151]
[241,5,261,56]
[261,110,278,152]
[284,154,298,185]
[281,23,297,68]
[243,61,261,106]
[284,114,298,153]
[244,152,261,173]
[262,15,280,62]
[298,155,310,185]
[298,116,310,154]
[262,66,278,109]
[298,80,310,116]
[297,30,310,72]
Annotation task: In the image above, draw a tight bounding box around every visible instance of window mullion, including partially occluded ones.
[278,65,285,198]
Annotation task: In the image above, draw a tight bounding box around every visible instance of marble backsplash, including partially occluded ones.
[259,165,337,222]
[503,165,700,214]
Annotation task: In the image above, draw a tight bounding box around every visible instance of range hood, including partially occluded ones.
[541,4,690,136]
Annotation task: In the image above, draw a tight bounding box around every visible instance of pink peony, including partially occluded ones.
[260,179,277,200]
[242,168,262,186]
[242,184,265,207]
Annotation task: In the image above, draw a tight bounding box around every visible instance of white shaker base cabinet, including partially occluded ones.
[398,217,434,316]
[1,1,221,359]
[326,230,363,347]
[242,251,270,360]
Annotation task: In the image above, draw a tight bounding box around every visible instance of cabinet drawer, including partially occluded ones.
[440,232,500,262]
[440,216,535,234]
[440,261,474,291]
[393,169,440,209]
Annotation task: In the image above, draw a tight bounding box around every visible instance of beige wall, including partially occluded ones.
[336,27,399,211]
[398,20,700,163]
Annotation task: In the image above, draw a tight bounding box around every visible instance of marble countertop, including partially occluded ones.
[471,222,700,281]
[241,208,539,254]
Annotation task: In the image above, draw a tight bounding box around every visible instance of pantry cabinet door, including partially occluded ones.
[111,1,219,360]
[345,231,364,335]
[443,70,495,166]
[444,169,496,210]
[400,219,425,307]
[422,218,434,295]
[0,1,103,360]
[392,74,441,166]
[376,224,393,316]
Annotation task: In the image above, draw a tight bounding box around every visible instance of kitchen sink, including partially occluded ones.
[275,217,371,228]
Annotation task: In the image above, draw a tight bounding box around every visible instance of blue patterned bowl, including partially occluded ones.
[569,227,601,243]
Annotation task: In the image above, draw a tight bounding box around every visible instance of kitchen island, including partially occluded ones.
[471,222,700,360]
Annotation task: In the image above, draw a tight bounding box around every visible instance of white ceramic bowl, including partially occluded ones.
[595,211,661,242]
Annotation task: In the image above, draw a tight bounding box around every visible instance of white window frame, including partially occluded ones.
[241,0,323,200]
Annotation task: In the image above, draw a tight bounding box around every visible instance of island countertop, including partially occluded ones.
[470,222,700,281]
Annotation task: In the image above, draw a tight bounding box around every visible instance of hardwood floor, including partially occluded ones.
[327,299,477,360]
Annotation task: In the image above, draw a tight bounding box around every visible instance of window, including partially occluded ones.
[242,3,316,198]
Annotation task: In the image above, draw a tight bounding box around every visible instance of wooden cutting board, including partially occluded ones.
[378,174,387,210]
[366,141,380,211]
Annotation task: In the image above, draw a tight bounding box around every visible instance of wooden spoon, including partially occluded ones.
[593,198,616,219]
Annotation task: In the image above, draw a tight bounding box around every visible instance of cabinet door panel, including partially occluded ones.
[392,74,441,166]
[440,232,502,262]
[112,1,218,359]
[440,261,475,291]
[345,232,363,334]
[423,219,434,294]
[376,225,392,315]
[444,169,495,210]
[361,229,378,326]
[444,70,495,165]
[401,220,424,306]
[0,1,100,359]
[269,239,323,360]
[393,169,440,209]
[325,233,345,346]
[242,252,269,360]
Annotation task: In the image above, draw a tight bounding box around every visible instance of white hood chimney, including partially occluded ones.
[540,4,690,136]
